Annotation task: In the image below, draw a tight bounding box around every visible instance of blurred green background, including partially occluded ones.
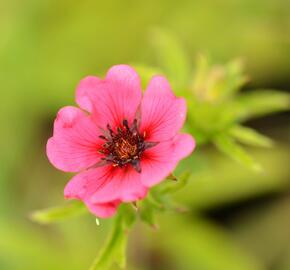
[1,0,290,269]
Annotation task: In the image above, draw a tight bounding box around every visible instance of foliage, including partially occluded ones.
[31,201,87,224]
[145,30,289,171]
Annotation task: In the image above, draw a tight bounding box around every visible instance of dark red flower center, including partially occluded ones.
[98,119,158,173]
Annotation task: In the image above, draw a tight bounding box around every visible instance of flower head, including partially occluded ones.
[47,65,195,218]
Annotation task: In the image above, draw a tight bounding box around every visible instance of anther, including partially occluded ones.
[123,119,129,130]
[107,124,113,135]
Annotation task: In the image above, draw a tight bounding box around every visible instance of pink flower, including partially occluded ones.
[47,65,195,218]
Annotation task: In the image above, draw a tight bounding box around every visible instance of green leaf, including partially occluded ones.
[229,125,273,148]
[139,173,191,228]
[191,53,210,99]
[139,192,164,228]
[139,199,158,228]
[150,28,191,89]
[89,205,136,270]
[233,90,290,121]
[121,204,137,228]
[213,134,262,172]
[159,172,191,194]
[30,201,86,224]
[222,58,248,97]
[191,56,247,102]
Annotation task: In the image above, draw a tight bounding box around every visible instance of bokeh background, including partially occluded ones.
[1,0,290,269]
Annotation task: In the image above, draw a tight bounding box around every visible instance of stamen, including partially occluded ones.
[99,135,107,140]
[144,141,159,149]
[97,118,158,173]
[91,159,110,168]
[131,159,141,173]
[130,119,138,132]
[123,119,130,130]
[99,127,112,140]
[107,124,114,135]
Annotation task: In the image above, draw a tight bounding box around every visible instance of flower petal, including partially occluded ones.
[76,65,142,129]
[90,166,148,203]
[140,76,187,141]
[64,165,148,204]
[172,133,196,160]
[47,106,102,172]
[140,133,195,187]
[84,199,120,218]
[76,76,101,113]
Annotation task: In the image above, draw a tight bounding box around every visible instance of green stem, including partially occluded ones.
[89,205,135,270]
